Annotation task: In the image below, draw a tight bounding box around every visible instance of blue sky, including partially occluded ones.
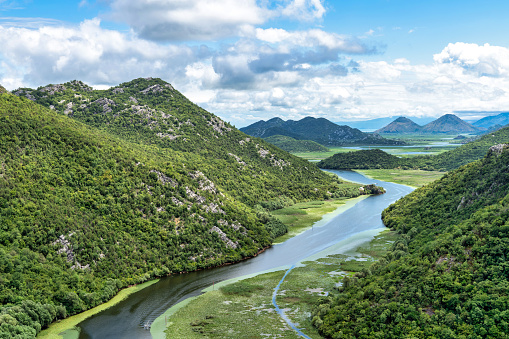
[2,0,509,126]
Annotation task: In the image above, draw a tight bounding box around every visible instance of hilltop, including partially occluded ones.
[375,116,423,134]
[240,117,404,146]
[375,114,483,134]
[420,114,481,134]
[313,144,509,337]
[14,78,338,207]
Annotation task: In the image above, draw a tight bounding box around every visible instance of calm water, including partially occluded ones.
[77,170,414,338]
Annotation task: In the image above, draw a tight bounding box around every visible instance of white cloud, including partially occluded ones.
[0,18,194,88]
[434,42,509,77]
[255,28,374,54]
[281,0,326,21]
[107,0,327,41]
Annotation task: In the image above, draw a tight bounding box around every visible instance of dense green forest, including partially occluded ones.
[318,149,408,170]
[0,80,369,337]
[318,126,509,172]
[264,135,330,153]
[313,144,509,338]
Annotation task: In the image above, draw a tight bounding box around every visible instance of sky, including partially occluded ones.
[2,1,509,127]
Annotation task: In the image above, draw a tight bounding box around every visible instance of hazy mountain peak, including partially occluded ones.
[375,116,422,133]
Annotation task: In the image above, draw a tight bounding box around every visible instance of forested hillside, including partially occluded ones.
[313,144,509,338]
[13,78,335,206]
[264,135,329,153]
[0,83,364,337]
[318,149,408,170]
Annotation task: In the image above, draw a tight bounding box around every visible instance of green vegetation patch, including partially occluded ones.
[264,135,330,153]
[357,169,446,188]
[219,282,264,297]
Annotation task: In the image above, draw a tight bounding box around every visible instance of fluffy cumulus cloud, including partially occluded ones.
[434,42,509,77]
[0,18,195,87]
[107,0,328,41]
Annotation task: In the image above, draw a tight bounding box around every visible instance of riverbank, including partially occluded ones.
[37,279,159,339]
[272,195,368,243]
[161,229,399,338]
[356,169,445,188]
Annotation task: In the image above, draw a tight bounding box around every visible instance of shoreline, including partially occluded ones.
[151,194,374,338]
[37,279,160,339]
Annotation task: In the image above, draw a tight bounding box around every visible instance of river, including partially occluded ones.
[77,170,414,339]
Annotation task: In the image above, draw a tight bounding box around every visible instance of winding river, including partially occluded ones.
[77,170,414,339]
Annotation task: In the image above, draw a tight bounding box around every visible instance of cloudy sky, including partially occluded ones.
[2,0,509,126]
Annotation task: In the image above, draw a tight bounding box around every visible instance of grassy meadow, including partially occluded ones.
[356,169,446,188]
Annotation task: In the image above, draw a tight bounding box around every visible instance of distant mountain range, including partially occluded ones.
[334,116,436,130]
[375,114,483,134]
[473,112,509,129]
[240,117,404,146]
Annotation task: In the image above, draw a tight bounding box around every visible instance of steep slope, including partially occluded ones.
[241,117,404,146]
[421,114,481,134]
[263,135,329,153]
[13,78,336,207]
[314,145,509,338]
[375,116,423,134]
[473,112,509,129]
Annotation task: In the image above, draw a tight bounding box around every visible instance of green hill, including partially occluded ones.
[313,144,509,338]
[264,135,329,153]
[317,149,408,170]
[375,116,423,134]
[0,81,364,337]
[420,113,481,134]
[13,78,337,206]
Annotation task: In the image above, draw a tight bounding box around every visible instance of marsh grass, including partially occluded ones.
[357,169,445,188]
[165,230,400,338]
[272,197,356,243]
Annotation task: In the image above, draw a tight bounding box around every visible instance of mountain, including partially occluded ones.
[2,79,366,337]
[240,117,405,146]
[263,135,329,153]
[13,78,339,207]
[473,112,509,129]
[314,144,509,338]
[420,114,481,134]
[375,116,423,134]
[335,116,435,131]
